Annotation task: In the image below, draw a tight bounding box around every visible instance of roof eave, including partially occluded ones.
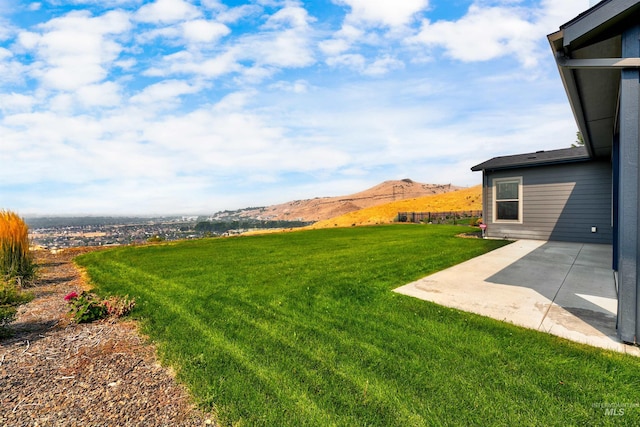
[547,31,598,159]
[471,156,591,173]
[562,0,640,49]
[546,0,640,161]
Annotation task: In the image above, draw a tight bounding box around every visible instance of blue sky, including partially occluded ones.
[0,0,591,215]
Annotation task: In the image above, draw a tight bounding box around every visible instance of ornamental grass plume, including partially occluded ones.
[0,210,35,282]
[0,210,34,332]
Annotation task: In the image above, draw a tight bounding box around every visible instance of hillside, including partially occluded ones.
[309,185,482,229]
[234,180,461,222]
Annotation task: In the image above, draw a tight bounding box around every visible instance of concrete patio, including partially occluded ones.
[394,240,640,356]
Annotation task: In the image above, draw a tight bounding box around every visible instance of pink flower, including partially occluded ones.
[64,291,79,301]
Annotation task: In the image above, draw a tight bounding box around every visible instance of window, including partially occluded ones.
[494,177,522,223]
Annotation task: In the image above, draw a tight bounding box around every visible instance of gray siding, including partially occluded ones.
[484,160,612,243]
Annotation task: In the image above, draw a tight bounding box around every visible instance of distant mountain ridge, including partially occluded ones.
[226,180,462,223]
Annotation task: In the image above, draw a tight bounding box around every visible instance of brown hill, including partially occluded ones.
[238,180,462,222]
[310,185,482,229]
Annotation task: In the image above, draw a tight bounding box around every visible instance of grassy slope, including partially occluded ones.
[76,226,640,426]
[310,186,482,229]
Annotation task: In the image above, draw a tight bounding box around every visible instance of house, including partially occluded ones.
[471,0,640,343]
[471,146,612,244]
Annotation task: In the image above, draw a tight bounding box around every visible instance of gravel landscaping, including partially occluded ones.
[1,248,215,426]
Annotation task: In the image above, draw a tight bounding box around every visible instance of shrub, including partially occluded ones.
[104,295,136,318]
[65,291,108,323]
[0,280,33,334]
[0,210,35,282]
[65,291,136,323]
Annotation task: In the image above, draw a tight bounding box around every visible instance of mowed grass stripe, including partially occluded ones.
[100,257,431,424]
[76,225,640,426]
[95,260,334,422]
[99,256,424,421]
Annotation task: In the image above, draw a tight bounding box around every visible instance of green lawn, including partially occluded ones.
[76,225,640,426]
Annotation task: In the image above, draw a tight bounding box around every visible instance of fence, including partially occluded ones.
[396,210,483,224]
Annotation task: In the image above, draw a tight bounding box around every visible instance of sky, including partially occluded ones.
[0,0,592,216]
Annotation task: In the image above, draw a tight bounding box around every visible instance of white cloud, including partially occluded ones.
[200,0,224,10]
[335,24,363,40]
[76,82,122,107]
[212,90,255,112]
[215,4,262,24]
[18,10,132,90]
[48,93,74,112]
[335,0,429,28]
[263,5,311,29]
[325,53,402,76]
[145,49,240,78]
[319,24,364,65]
[318,38,350,56]
[0,85,355,213]
[236,65,276,85]
[144,4,315,81]
[320,3,415,75]
[0,18,14,41]
[326,53,365,70]
[249,29,315,68]
[0,48,27,84]
[0,93,35,113]
[16,31,39,49]
[136,18,230,46]
[51,0,142,5]
[135,0,200,24]
[409,1,590,67]
[1,110,173,186]
[115,58,137,70]
[269,79,310,94]
[182,19,230,43]
[249,6,315,68]
[363,55,404,76]
[130,79,199,105]
[135,25,181,43]
[410,5,538,66]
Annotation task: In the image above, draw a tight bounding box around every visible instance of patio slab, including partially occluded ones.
[394,240,640,356]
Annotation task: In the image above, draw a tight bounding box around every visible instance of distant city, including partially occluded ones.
[27,212,311,251]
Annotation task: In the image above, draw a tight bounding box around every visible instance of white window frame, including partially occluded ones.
[493,177,523,224]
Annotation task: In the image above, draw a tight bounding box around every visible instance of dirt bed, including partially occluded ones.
[1,249,215,426]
